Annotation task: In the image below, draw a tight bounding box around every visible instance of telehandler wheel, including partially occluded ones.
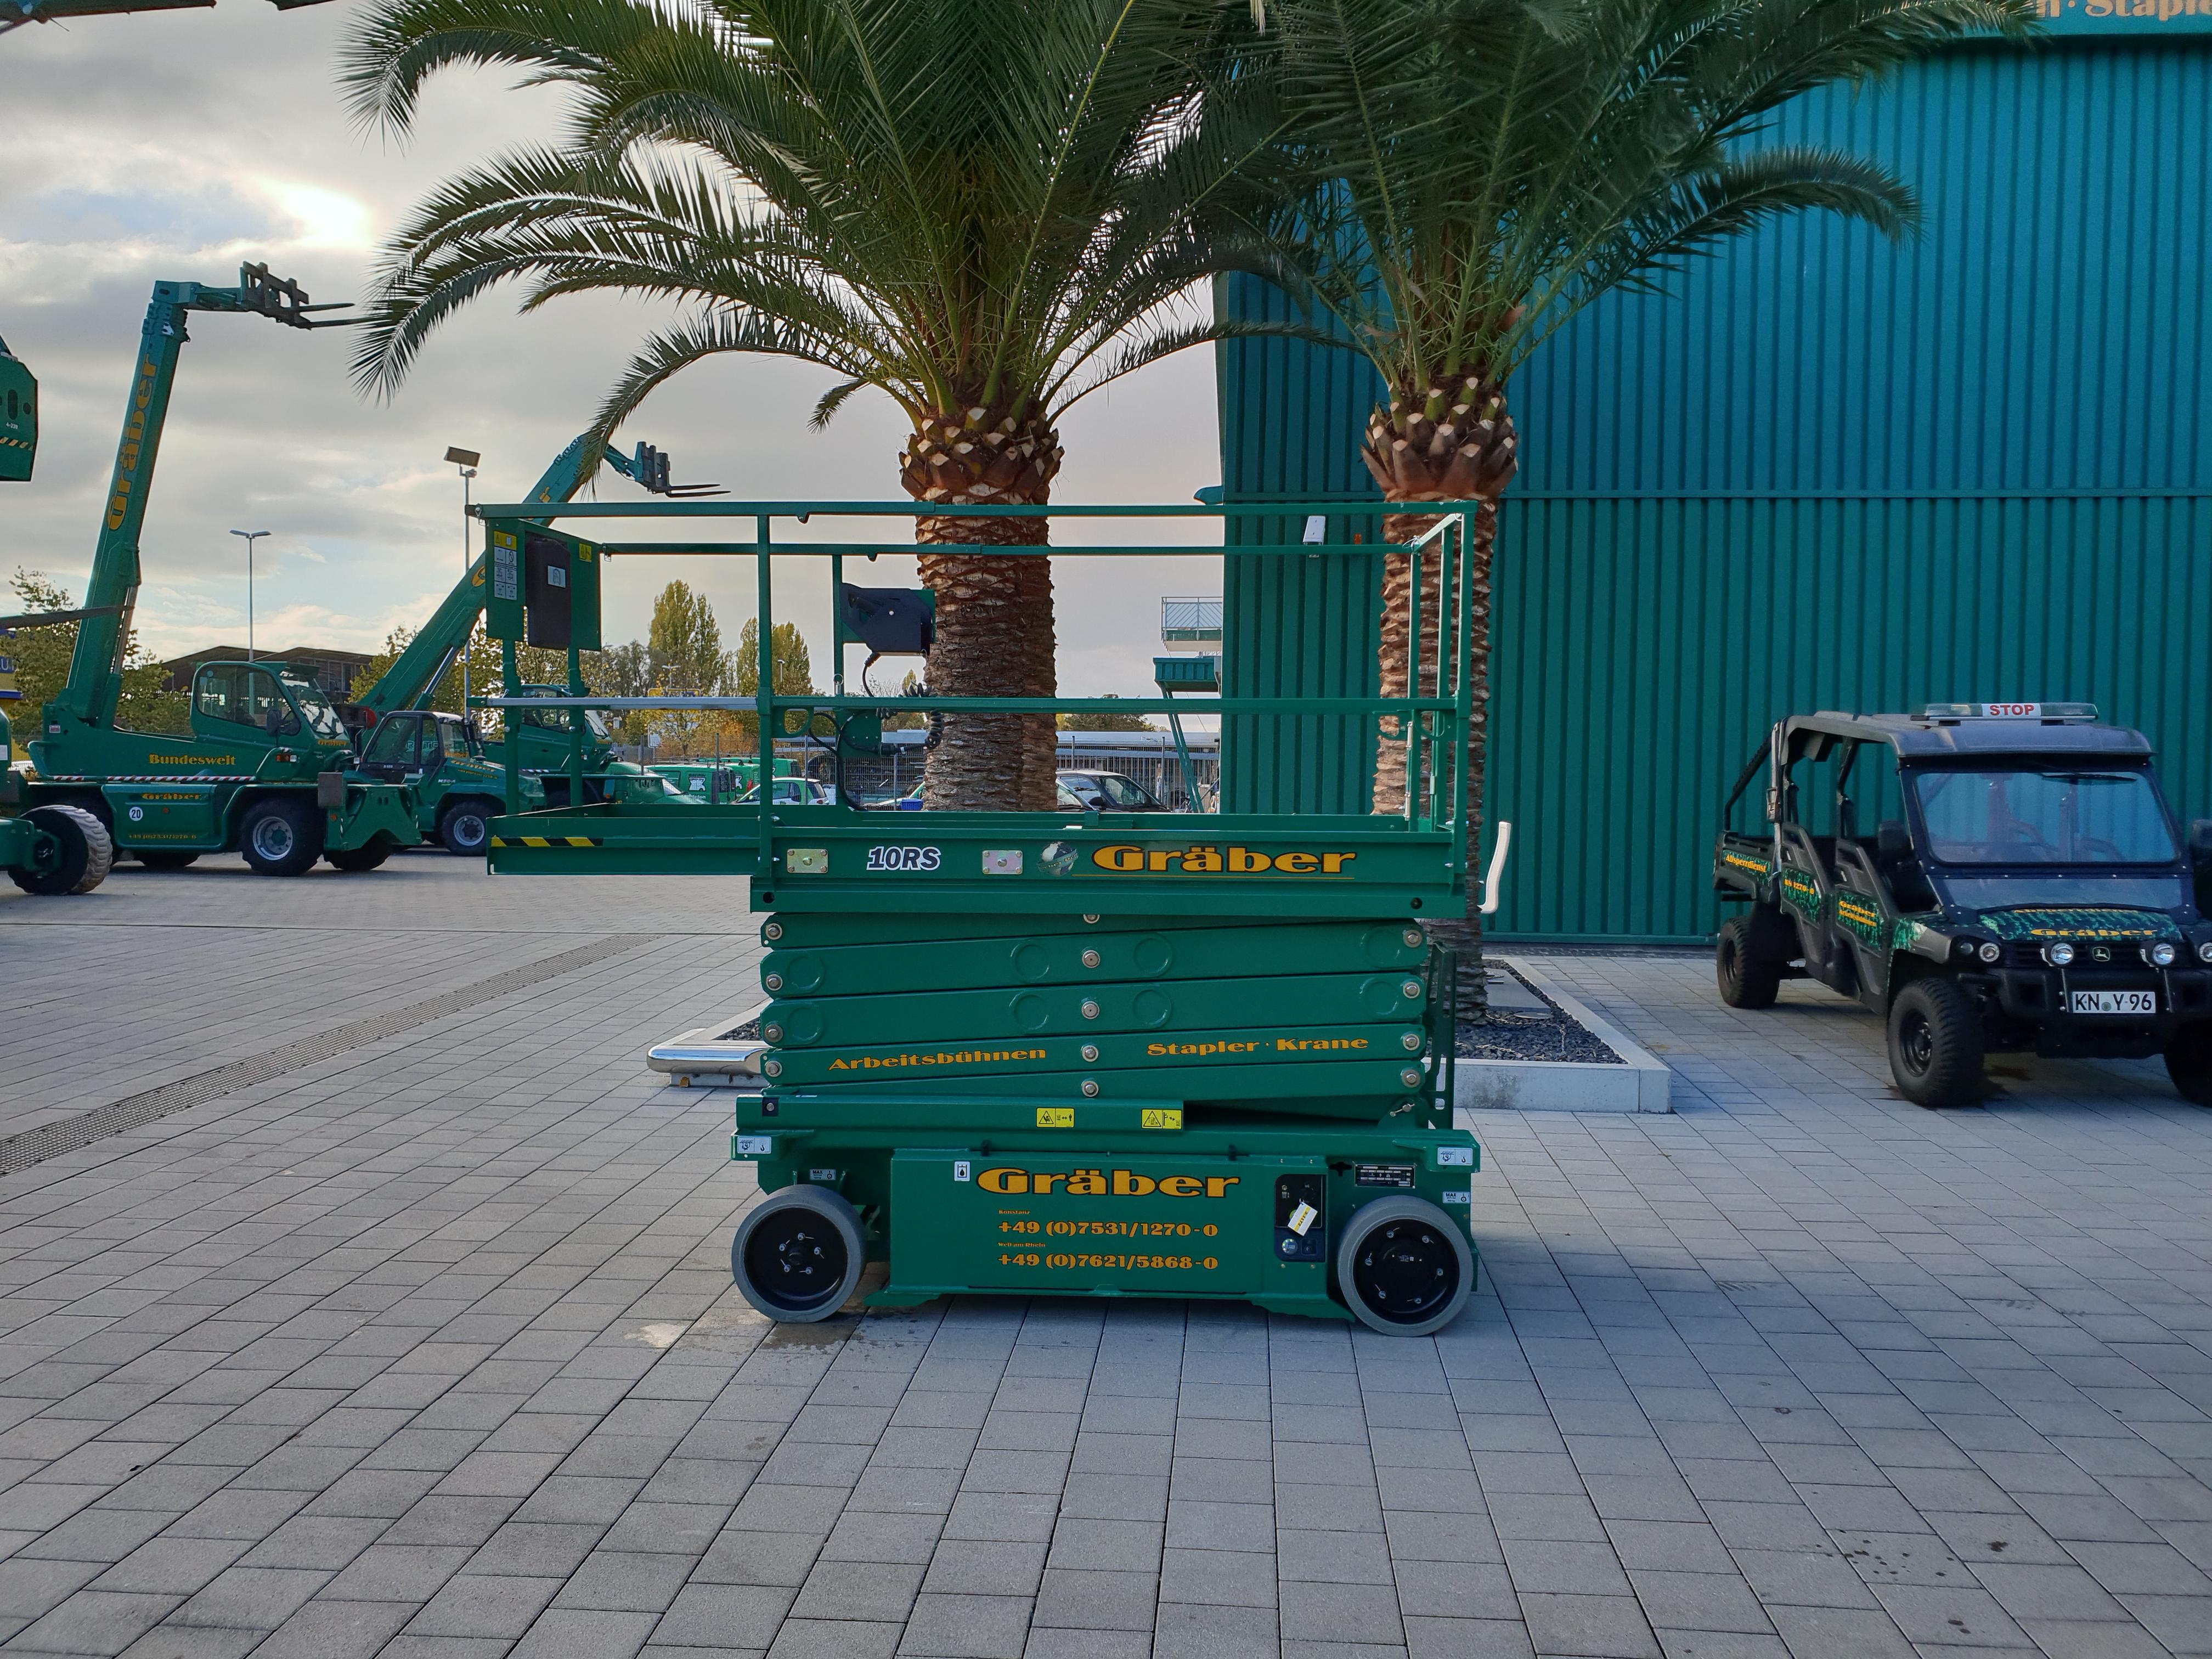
[134,851,200,871]
[1887,978,1985,1108]
[1715,915,1783,1009]
[438,798,494,856]
[326,838,391,872]
[1334,1195,1473,1336]
[238,798,323,877]
[8,805,113,896]
[732,1186,866,1322]
[2164,1024,2212,1107]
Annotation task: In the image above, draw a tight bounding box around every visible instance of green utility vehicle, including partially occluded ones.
[344,431,715,853]
[470,497,1482,1335]
[1713,704,2212,1108]
[19,268,419,875]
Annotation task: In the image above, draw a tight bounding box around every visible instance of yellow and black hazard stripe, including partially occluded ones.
[489,834,603,848]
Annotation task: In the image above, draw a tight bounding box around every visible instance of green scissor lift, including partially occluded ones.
[475,499,1483,1335]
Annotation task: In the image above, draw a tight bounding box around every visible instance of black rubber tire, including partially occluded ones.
[437,798,494,856]
[2164,1024,2212,1107]
[133,850,200,871]
[731,1186,866,1322]
[8,804,114,895]
[1334,1195,1474,1336]
[325,838,391,872]
[1715,915,1784,1009]
[1887,977,1985,1108]
[238,797,323,877]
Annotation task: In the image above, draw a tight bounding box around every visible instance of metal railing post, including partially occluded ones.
[755,514,774,874]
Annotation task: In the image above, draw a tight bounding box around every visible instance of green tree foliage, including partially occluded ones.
[642,580,725,757]
[8,569,188,737]
[594,638,652,747]
[724,618,817,744]
[1059,696,1154,733]
[647,582,724,695]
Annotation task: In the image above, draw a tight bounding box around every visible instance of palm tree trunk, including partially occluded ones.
[903,402,1064,811]
[1414,501,1495,1029]
[1361,373,1517,1035]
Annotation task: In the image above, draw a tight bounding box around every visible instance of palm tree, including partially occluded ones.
[341,0,1274,809]
[1244,0,2030,1015]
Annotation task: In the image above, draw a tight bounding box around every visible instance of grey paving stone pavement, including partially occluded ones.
[2,864,2209,1657]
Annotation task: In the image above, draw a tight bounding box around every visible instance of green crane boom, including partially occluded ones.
[50,264,347,735]
[354,434,715,719]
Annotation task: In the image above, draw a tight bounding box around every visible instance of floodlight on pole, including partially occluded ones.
[229,529,269,661]
[448,447,481,714]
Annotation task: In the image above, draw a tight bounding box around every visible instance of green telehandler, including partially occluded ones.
[345,433,718,854]
[18,266,420,876]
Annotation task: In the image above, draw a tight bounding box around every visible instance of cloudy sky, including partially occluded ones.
[2,0,1223,698]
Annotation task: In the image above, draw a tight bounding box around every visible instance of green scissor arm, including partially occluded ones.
[47,265,348,736]
[352,434,718,719]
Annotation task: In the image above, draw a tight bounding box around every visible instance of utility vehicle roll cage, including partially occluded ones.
[1725,709,2163,838]
[465,498,1483,916]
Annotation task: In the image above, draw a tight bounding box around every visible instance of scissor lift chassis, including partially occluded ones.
[476,499,1487,1332]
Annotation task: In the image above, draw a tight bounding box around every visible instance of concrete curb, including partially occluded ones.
[1453,956,1674,1114]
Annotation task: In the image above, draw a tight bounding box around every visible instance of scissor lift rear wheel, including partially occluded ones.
[1335,1195,1473,1336]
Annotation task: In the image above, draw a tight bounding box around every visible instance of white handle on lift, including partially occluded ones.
[1480,820,1513,916]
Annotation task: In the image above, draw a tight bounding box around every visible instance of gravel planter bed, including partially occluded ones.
[1455,961,1623,1064]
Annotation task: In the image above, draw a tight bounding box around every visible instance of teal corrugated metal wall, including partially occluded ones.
[1215,276,1385,816]
[1216,40,2212,938]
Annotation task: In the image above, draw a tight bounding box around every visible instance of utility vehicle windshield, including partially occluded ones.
[1913,768,2176,866]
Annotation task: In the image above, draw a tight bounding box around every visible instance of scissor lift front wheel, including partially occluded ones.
[732,1185,865,1321]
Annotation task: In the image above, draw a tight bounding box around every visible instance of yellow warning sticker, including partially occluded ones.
[1140,1108,1184,1130]
[1035,1108,1075,1129]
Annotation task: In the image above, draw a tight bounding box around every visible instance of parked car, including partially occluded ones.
[1057,769,1167,812]
[738,777,838,806]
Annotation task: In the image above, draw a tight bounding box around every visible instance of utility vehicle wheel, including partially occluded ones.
[134,851,199,871]
[438,798,493,856]
[1887,978,1984,1108]
[238,798,322,877]
[325,838,391,872]
[1334,1195,1473,1336]
[8,805,113,895]
[731,1186,865,1323]
[2164,1024,2212,1107]
[1715,915,1783,1009]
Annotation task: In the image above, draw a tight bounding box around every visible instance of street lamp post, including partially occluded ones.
[229,529,269,661]
[445,448,481,716]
